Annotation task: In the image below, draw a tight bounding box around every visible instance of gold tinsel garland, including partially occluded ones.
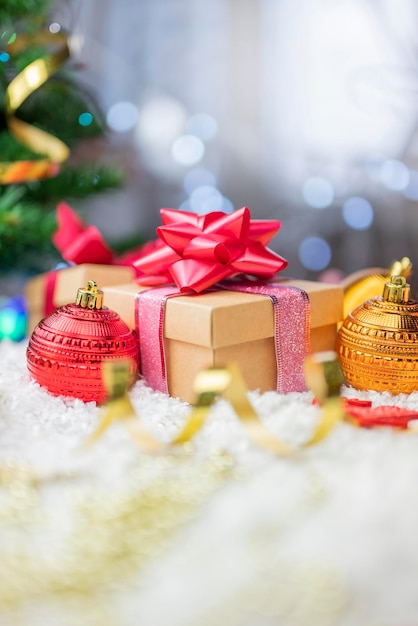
[1,30,70,184]
[0,454,233,624]
[90,356,345,457]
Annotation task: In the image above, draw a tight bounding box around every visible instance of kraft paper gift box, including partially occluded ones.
[25,264,135,334]
[102,280,343,404]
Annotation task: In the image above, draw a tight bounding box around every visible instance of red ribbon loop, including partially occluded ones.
[52,201,113,265]
[52,202,156,273]
[134,206,288,293]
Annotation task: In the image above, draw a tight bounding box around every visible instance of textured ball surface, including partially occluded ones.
[27,303,139,403]
[336,296,418,394]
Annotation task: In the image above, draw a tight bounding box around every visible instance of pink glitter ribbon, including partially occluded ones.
[135,286,180,394]
[222,281,311,393]
[135,282,311,395]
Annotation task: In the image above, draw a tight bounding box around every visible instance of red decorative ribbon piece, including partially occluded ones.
[343,398,418,429]
[134,207,288,293]
[46,201,155,315]
[52,201,113,265]
[52,202,152,269]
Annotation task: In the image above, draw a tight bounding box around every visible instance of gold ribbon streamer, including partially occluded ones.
[87,353,345,456]
[1,31,70,184]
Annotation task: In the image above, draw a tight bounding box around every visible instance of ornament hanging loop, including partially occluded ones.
[382,275,410,304]
[76,280,104,310]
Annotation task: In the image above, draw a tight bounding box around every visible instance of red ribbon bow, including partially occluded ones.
[52,202,152,271]
[134,207,288,293]
[52,201,114,265]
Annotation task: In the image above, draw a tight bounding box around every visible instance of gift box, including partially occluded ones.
[25,264,135,334]
[102,279,343,403]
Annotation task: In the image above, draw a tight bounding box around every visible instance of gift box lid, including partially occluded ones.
[103,280,343,349]
[26,264,135,313]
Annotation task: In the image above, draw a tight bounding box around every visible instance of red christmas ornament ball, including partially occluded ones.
[27,280,139,403]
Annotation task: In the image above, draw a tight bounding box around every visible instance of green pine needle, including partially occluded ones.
[0,0,134,274]
[0,0,50,27]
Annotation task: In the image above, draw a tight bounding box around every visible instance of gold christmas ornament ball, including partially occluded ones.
[335,275,418,394]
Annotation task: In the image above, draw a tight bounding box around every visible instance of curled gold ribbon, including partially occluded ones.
[1,31,70,184]
[85,361,165,454]
[87,353,345,456]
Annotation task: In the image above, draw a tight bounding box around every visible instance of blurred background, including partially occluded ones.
[5,0,418,283]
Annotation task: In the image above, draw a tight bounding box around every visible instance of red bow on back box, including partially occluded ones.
[36,201,151,318]
[52,201,114,265]
[134,206,288,292]
[52,201,151,269]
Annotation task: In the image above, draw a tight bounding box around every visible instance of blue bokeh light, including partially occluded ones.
[342,196,374,230]
[190,185,224,214]
[403,170,418,201]
[186,113,218,141]
[183,168,217,195]
[299,236,331,271]
[172,135,205,166]
[379,159,409,191]
[107,102,138,133]
[0,295,27,342]
[302,177,334,209]
[221,196,234,213]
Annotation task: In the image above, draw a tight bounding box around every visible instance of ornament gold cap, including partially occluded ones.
[75,280,104,310]
[382,275,410,304]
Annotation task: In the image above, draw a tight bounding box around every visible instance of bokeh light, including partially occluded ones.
[186,113,218,141]
[379,159,409,191]
[221,196,234,213]
[172,135,205,166]
[137,96,186,148]
[299,236,331,271]
[54,262,71,270]
[183,168,217,194]
[0,296,27,342]
[318,268,345,284]
[107,101,138,133]
[179,192,234,215]
[0,52,9,62]
[78,112,93,127]
[342,196,374,230]
[49,22,61,34]
[178,200,192,212]
[403,170,418,201]
[302,177,334,208]
[189,185,223,214]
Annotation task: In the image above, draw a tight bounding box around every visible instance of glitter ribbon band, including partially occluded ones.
[135,281,311,396]
[1,31,70,184]
[135,286,180,394]
[222,281,311,393]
